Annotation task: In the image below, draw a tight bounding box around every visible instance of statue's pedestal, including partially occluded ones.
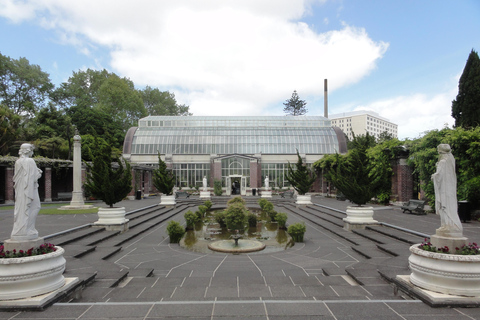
[200,191,211,199]
[3,237,45,253]
[261,191,272,198]
[59,191,93,210]
[431,234,468,254]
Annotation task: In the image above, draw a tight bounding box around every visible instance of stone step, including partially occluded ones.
[366,225,425,245]
[351,244,394,259]
[49,227,106,246]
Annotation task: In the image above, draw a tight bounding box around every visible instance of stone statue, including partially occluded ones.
[432,144,463,238]
[265,176,269,190]
[203,176,207,192]
[11,144,42,241]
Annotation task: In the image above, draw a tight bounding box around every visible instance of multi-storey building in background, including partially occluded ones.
[329,110,398,140]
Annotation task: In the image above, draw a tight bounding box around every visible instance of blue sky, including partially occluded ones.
[1,0,479,140]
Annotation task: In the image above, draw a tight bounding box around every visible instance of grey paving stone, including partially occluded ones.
[148,303,214,318]
[80,304,152,318]
[181,276,211,287]
[213,302,266,317]
[204,286,240,298]
[265,301,331,316]
[170,286,208,300]
[263,276,292,286]
[315,276,350,286]
[325,301,402,317]
[329,286,372,298]
[269,286,307,298]
[238,285,272,298]
[7,305,90,319]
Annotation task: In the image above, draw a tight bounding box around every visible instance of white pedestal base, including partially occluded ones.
[160,195,176,207]
[261,191,272,198]
[93,207,129,232]
[296,194,312,205]
[343,206,378,230]
[200,191,211,199]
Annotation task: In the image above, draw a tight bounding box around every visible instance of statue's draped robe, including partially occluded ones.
[432,153,462,236]
[11,157,42,240]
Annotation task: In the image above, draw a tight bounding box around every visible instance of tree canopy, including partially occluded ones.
[140,86,191,116]
[451,49,480,128]
[283,90,307,116]
[285,150,316,195]
[0,53,53,118]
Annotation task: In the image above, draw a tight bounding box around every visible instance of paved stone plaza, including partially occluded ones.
[1,196,480,319]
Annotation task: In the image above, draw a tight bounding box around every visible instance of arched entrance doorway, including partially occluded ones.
[226,175,247,196]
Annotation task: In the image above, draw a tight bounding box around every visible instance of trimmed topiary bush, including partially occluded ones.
[203,200,213,210]
[214,210,227,228]
[247,212,258,227]
[275,212,288,229]
[227,196,246,206]
[167,220,185,243]
[267,210,277,221]
[287,222,306,242]
[198,205,207,216]
[184,210,198,230]
[214,179,223,196]
[225,203,248,231]
[258,198,269,210]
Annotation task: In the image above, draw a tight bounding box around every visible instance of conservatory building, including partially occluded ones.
[122,116,347,195]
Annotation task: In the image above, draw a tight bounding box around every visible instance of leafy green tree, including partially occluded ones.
[96,74,146,130]
[84,140,132,207]
[0,53,53,117]
[285,150,316,195]
[452,49,480,128]
[408,127,480,208]
[283,90,307,116]
[153,153,175,195]
[0,104,21,155]
[140,86,191,116]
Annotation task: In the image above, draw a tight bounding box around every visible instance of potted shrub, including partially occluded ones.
[153,153,176,206]
[184,210,198,230]
[167,221,185,243]
[214,210,227,228]
[214,179,223,196]
[84,141,132,230]
[225,203,248,232]
[288,222,306,242]
[322,134,387,230]
[247,212,258,227]
[285,150,316,205]
[204,200,213,210]
[275,212,288,229]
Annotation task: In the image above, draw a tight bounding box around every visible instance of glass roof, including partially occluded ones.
[128,116,340,155]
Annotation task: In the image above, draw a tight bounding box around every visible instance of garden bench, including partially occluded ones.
[401,199,426,215]
[175,191,190,199]
[280,190,294,198]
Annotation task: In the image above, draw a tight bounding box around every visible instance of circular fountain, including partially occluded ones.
[207,231,266,253]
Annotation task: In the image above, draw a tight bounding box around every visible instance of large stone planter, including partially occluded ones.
[160,195,176,207]
[0,247,66,300]
[296,194,312,205]
[94,207,129,231]
[408,244,480,296]
[343,206,378,230]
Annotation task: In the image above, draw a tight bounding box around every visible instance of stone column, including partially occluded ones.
[44,167,52,202]
[5,167,14,204]
[60,133,93,209]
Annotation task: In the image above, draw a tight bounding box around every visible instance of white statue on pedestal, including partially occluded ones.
[11,144,42,241]
[432,144,463,237]
[265,176,269,190]
[203,176,207,192]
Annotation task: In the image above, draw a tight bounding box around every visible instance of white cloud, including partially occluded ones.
[354,91,456,140]
[0,0,388,116]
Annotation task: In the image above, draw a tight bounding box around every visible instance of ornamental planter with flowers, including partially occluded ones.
[408,241,480,296]
[0,244,66,300]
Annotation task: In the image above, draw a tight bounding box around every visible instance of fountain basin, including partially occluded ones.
[208,239,266,253]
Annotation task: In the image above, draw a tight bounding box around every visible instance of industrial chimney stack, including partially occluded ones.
[324,79,328,118]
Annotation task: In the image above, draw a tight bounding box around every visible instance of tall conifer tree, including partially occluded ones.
[452,49,480,128]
